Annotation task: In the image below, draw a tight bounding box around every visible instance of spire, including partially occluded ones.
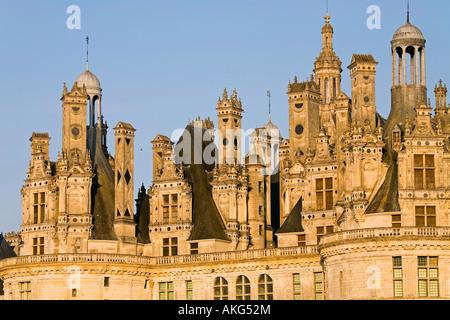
[407,0,410,24]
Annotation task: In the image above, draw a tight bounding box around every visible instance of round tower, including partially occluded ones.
[386,14,427,151]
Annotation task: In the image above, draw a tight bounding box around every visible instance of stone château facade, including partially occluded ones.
[0,11,449,300]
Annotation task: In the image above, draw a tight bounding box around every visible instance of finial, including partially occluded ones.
[324,12,331,24]
[86,36,89,70]
[223,88,228,99]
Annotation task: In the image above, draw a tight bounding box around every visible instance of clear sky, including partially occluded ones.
[0,0,449,232]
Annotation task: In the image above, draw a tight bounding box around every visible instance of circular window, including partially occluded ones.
[295,125,304,135]
[364,96,370,103]
[295,103,303,109]
[71,127,80,137]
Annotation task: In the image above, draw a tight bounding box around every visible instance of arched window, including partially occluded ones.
[258,274,273,300]
[213,277,228,300]
[236,276,251,300]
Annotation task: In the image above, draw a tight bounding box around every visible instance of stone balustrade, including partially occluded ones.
[319,226,450,246]
[0,245,318,268]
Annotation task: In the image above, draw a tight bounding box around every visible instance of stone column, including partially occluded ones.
[392,49,397,86]
[402,47,407,85]
[415,47,420,86]
[421,47,426,86]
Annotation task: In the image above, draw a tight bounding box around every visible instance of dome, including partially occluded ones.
[392,23,424,42]
[322,23,333,34]
[263,118,279,132]
[75,62,101,91]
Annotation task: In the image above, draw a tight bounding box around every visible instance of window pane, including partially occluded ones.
[236,286,243,295]
[414,155,423,167]
[316,179,324,190]
[259,284,266,294]
[425,169,435,188]
[325,178,333,189]
[418,268,427,278]
[326,226,334,234]
[315,282,323,291]
[429,268,438,278]
[393,269,403,278]
[325,191,333,210]
[429,257,438,267]
[418,280,428,297]
[418,256,427,267]
[426,206,436,216]
[314,272,323,282]
[394,280,403,297]
[414,170,424,188]
[393,257,402,267]
[430,280,439,297]
[427,216,436,227]
[425,155,434,167]
[316,192,324,210]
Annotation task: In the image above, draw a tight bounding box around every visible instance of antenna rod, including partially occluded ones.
[267,90,271,120]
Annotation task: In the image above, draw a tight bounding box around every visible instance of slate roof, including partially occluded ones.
[0,234,16,260]
[275,197,304,234]
[90,127,117,240]
[174,124,229,242]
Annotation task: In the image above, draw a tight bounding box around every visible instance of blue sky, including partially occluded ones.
[0,0,449,232]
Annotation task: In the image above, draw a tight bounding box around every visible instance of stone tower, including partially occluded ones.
[61,82,89,165]
[387,15,427,150]
[113,122,137,241]
[57,82,94,253]
[314,13,342,105]
[217,88,243,165]
[287,77,321,160]
[348,54,378,131]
